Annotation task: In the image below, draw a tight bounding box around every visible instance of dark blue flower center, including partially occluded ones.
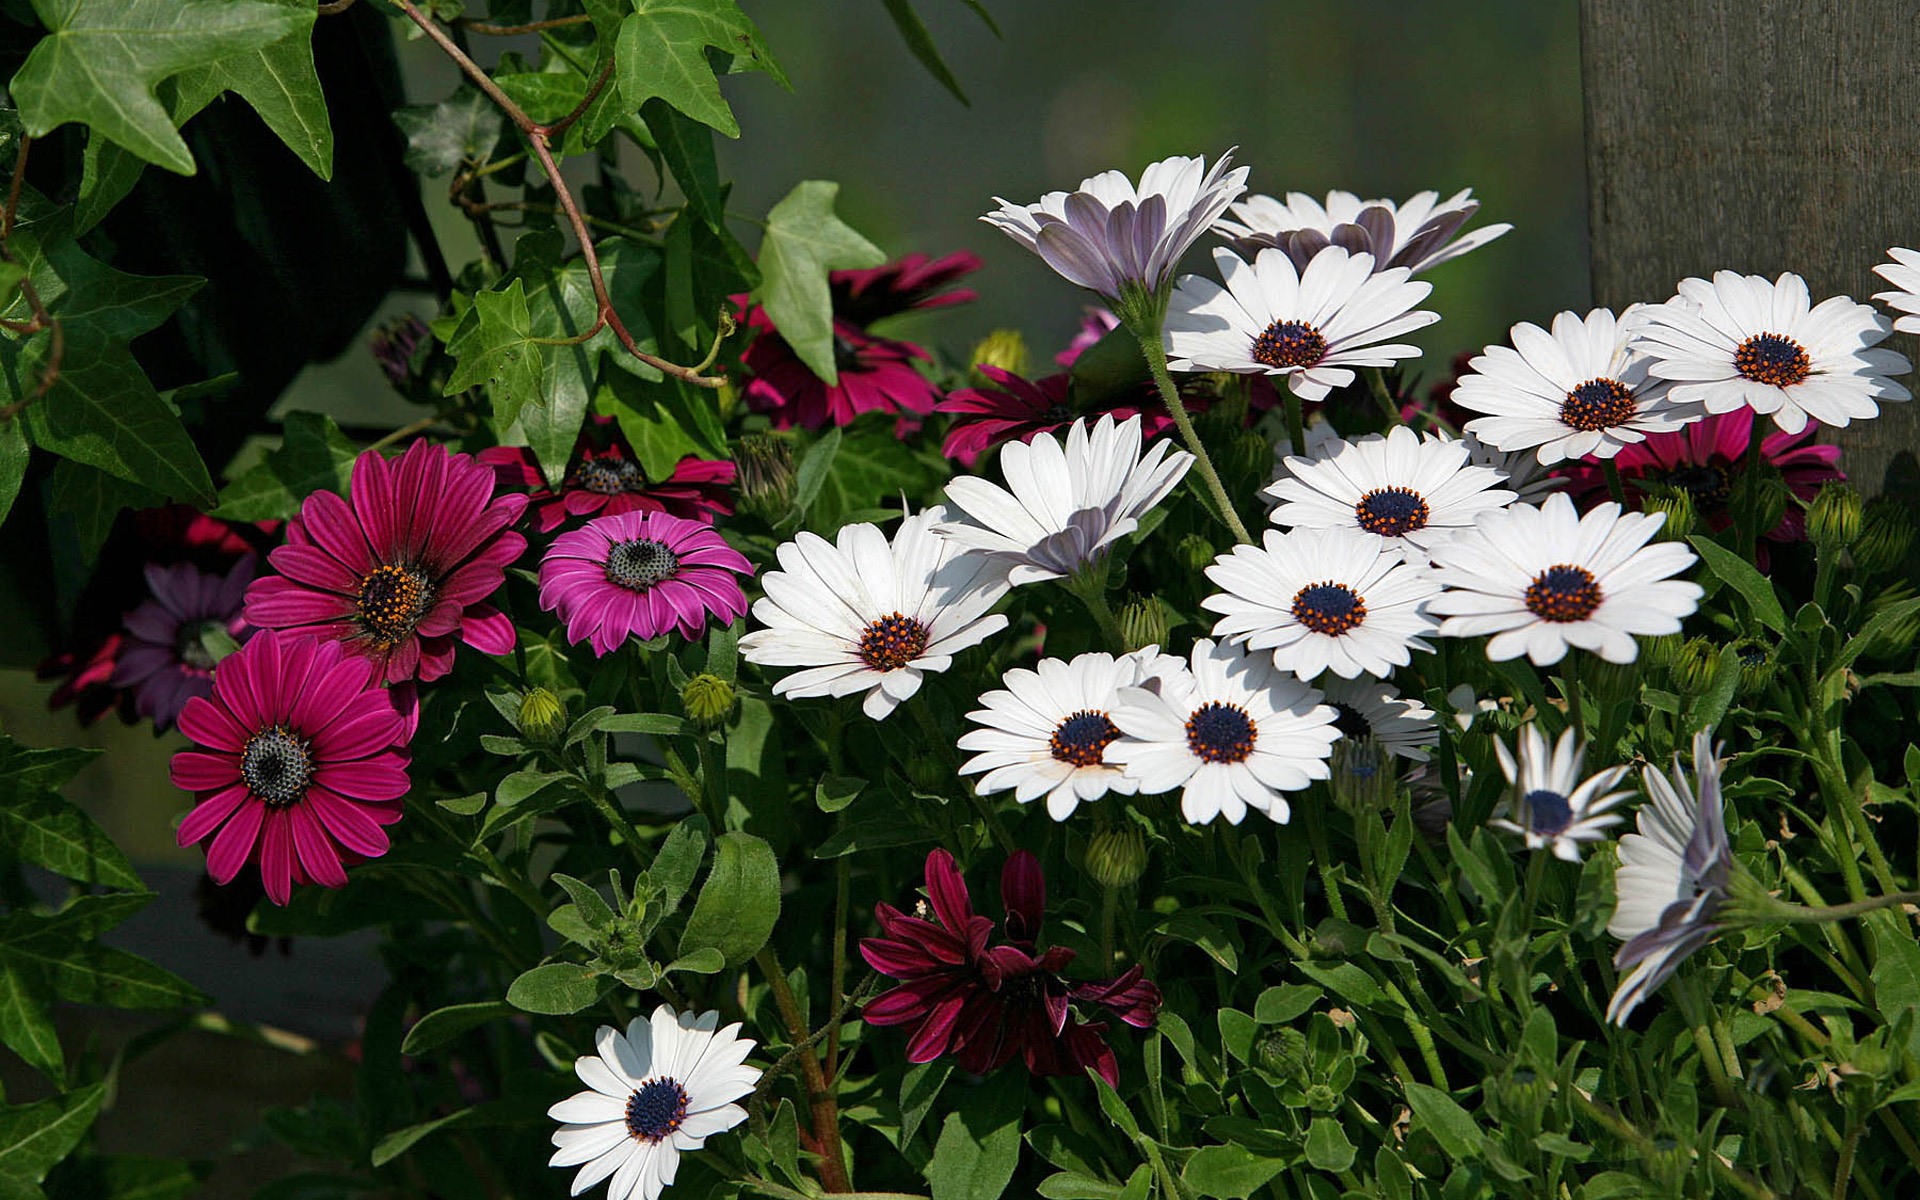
[1186,701,1257,764]
[1251,319,1328,369]
[1050,709,1120,767]
[1524,564,1603,623]
[1331,703,1371,740]
[1560,377,1636,432]
[575,457,646,495]
[1354,487,1430,537]
[1734,333,1810,387]
[1291,582,1367,636]
[604,538,680,592]
[858,612,929,670]
[624,1077,690,1143]
[1665,464,1733,509]
[241,725,313,807]
[1523,788,1574,836]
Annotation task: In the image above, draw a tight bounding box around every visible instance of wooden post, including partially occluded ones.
[1580,0,1920,492]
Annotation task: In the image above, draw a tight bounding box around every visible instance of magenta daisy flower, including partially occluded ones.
[538,511,753,655]
[830,250,981,324]
[245,441,528,684]
[938,366,1182,465]
[112,557,255,733]
[479,433,735,533]
[742,314,941,430]
[170,631,412,906]
[1560,407,1842,544]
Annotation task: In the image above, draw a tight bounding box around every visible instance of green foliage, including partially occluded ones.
[755,180,886,385]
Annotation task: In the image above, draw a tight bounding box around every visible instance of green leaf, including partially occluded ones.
[400,1001,516,1056]
[678,831,781,966]
[392,87,504,176]
[648,816,709,911]
[1686,535,1786,634]
[14,941,207,1010]
[494,72,589,126]
[1254,983,1321,1025]
[13,0,307,174]
[505,962,608,1016]
[16,337,213,506]
[172,0,331,178]
[46,458,162,563]
[1871,910,1920,1054]
[53,1154,207,1200]
[1304,1117,1357,1172]
[815,775,864,813]
[1179,1145,1287,1200]
[899,1059,950,1149]
[755,180,885,385]
[0,785,142,890]
[790,425,841,517]
[613,0,781,138]
[643,100,724,231]
[665,946,725,974]
[0,962,60,1079]
[879,0,969,104]
[1830,596,1920,678]
[1403,1081,1485,1161]
[0,417,27,527]
[210,411,358,522]
[0,1083,105,1183]
[926,1068,1026,1200]
[446,278,545,429]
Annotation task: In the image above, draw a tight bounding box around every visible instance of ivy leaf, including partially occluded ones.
[12,0,308,175]
[173,0,332,179]
[393,87,505,176]
[445,278,545,430]
[0,417,29,528]
[613,0,785,138]
[210,411,357,522]
[0,1083,105,1184]
[756,180,885,385]
[14,337,214,506]
[47,458,162,563]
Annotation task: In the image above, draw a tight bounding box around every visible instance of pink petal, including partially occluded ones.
[460,605,517,655]
[308,787,392,858]
[171,750,241,793]
[290,804,348,888]
[205,795,267,883]
[176,783,250,848]
[258,809,295,905]
[178,696,249,752]
[315,756,411,802]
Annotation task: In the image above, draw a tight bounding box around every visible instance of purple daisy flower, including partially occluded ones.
[539,511,753,655]
[112,557,256,733]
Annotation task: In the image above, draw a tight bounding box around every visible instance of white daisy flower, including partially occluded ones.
[1263,425,1516,558]
[1451,307,1701,465]
[1443,681,1500,732]
[1320,675,1438,762]
[739,506,1010,720]
[1424,492,1702,666]
[1872,246,1920,334]
[1107,638,1339,826]
[981,150,1249,300]
[1164,246,1439,401]
[958,647,1186,821]
[548,1006,760,1200]
[1454,430,1564,505]
[1213,188,1511,276]
[1487,724,1631,861]
[935,414,1194,586]
[1606,729,1732,1025]
[1202,526,1441,680]
[1629,270,1911,435]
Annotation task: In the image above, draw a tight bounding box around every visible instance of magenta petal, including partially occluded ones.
[171,750,240,793]
[176,783,249,848]
[315,757,410,802]
[923,850,975,936]
[270,545,363,595]
[258,809,295,905]
[1001,850,1046,944]
[460,606,517,655]
[904,993,968,1062]
[297,489,376,576]
[204,796,267,884]
[246,576,357,629]
[178,697,249,751]
[314,702,405,762]
[308,787,392,858]
[290,804,348,888]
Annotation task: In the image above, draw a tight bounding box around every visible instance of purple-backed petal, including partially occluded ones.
[904,992,969,1063]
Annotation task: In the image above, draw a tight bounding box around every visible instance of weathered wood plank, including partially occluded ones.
[1580,0,1920,491]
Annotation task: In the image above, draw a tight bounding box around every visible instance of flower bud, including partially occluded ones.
[1669,637,1723,698]
[1641,632,1683,670]
[736,433,796,522]
[371,313,430,389]
[1853,497,1917,576]
[681,673,735,727]
[1331,737,1396,812]
[1861,584,1920,660]
[517,687,566,744]
[1752,477,1791,542]
[1086,825,1148,890]
[1117,596,1170,654]
[1199,381,1250,435]
[1255,1027,1308,1078]
[1642,489,1696,542]
[1223,430,1272,486]
[1807,483,1864,551]
[1729,638,1775,696]
[968,329,1029,381]
[1175,532,1217,575]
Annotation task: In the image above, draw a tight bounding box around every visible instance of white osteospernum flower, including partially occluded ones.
[1871,247,1920,333]
[1264,425,1515,558]
[981,151,1248,300]
[1202,526,1441,680]
[1320,676,1438,762]
[1108,638,1339,826]
[1425,492,1702,666]
[1487,724,1631,861]
[1452,307,1700,464]
[1164,246,1439,401]
[1214,188,1510,276]
[548,1006,760,1200]
[958,647,1186,820]
[739,507,1009,720]
[1454,430,1563,505]
[1607,730,1732,1025]
[935,414,1194,586]
[1629,270,1911,435]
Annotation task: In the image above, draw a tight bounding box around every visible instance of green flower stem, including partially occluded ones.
[1065,563,1126,653]
[908,695,1016,854]
[1364,367,1403,427]
[1301,794,1351,922]
[1285,389,1308,458]
[471,839,549,919]
[697,730,730,828]
[826,851,851,1080]
[1677,975,1741,1109]
[1381,978,1449,1090]
[1569,1092,1777,1200]
[1733,416,1769,560]
[755,948,852,1194]
[1559,654,1587,738]
[1602,457,1628,507]
[1099,883,1119,975]
[1125,315,1253,545]
[584,787,649,870]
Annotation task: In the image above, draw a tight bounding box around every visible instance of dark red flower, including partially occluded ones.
[478,422,734,534]
[860,849,1160,1085]
[938,366,1183,466]
[830,251,980,325]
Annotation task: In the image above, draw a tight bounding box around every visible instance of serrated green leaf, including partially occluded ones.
[446,278,544,429]
[678,831,780,966]
[47,457,162,563]
[13,0,305,174]
[392,86,504,176]
[210,410,358,521]
[755,180,885,385]
[613,0,781,138]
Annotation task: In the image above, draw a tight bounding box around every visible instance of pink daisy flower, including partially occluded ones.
[245,441,528,684]
[831,250,980,324]
[1560,407,1842,544]
[171,631,412,906]
[539,511,753,655]
[479,432,735,533]
[111,557,255,733]
[938,366,1184,465]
